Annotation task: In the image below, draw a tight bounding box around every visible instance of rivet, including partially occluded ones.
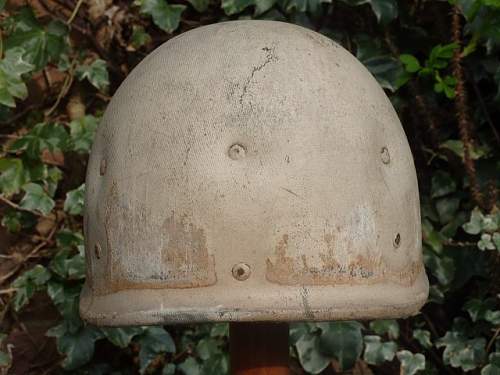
[381,147,390,164]
[228,144,246,160]
[232,263,251,281]
[393,233,401,248]
[99,159,107,175]
[95,243,102,259]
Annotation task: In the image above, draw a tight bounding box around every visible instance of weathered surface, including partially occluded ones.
[80,20,429,325]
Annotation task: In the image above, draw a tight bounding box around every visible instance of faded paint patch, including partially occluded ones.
[266,234,422,286]
[99,182,216,294]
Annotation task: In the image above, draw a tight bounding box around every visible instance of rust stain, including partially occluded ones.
[266,234,422,286]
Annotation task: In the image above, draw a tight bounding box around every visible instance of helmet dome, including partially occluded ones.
[80,20,428,325]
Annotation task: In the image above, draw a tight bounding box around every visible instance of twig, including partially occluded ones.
[0,225,58,285]
[0,288,16,295]
[0,195,46,218]
[486,327,500,353]
[67,0,85,25]
[45,68,75,117]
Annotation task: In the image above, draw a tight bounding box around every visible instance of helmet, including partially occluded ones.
[80,20,428,325]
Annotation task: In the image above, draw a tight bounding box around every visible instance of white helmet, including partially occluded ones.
[80,20,428,325]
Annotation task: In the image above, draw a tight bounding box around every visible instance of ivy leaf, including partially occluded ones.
[423,249,455,286]
[178,357,201,375]
[100,327,143,348]
[435,197,460,225]
[413,330,432,349]
[341,0,397,24]
[0,47,35,107]
[478,233,496,250]
[76,59,109,91]
[221,0,255,14]
[463,208,484,234]
[441,139,489,160]
[295,330,330,374]
[187,0,209,12]
[436,331,487,371]
[431,171,456,198]
[483,352,500,375]
[363,335,397,365]
[396,350,426,375]
[9,122,70,160]
[354,35,404,92]
[139,0,186,33]
[64,184,85,215]
[47,281,83,333]
[0,158,28,195]
[136,327,176,374]
[5,8,68,70]
[369,320,399,339]
[130,25,152,49]
[69,115,98,153]
[464,298,499,322]
[11,265,51,311]
[47,323,104,370]
[19,183,55,215]
[318,321,363,371]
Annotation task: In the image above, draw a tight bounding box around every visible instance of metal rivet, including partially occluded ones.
[228,144,246,160]
[232,263,251,281]
[393,233,401,248]
[95,243,102,259]
[99,159,107,175]
[381,147,390,164]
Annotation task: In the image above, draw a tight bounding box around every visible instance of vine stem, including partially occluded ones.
[451,6,485,209]
[0,195,46,217]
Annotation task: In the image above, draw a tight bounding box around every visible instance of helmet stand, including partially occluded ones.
[230,322,289,375]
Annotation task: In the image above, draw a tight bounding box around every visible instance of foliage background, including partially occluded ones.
[0,0,499,373]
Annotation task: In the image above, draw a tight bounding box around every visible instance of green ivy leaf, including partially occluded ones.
[221,0,255,14]
[136,327,176,374]
[413,329,432,349]
[396,350,425,375]
[76,59,109,91]
[19,183,55,215]
[187,0,209,12]
[131,25,152,49]
[478,233,496,250]
[9,122,70,160]
[69,115,98,153]
[440,139,489,160]
[5,8,68,70]
[11,265,51,311]
[295,329,330,374]
[341,0,397,24]
[47,323,104,370]
[0,158,28,195]
[178,357,201,375]
[436,331,486,371]
[369,320,399,339]
[483,352,500,375]
[0,47,35,108]
[100,327,144,348]
[463,208,484,234]
[318,321,363,371]
[363,335,397,365]
[139,0,186,33]
[354,35,404,92]
[431,171,456,198]
[423,249,455,286]
[64,184,85,216]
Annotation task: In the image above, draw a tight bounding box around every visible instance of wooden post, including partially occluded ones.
[230,322,290,375]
